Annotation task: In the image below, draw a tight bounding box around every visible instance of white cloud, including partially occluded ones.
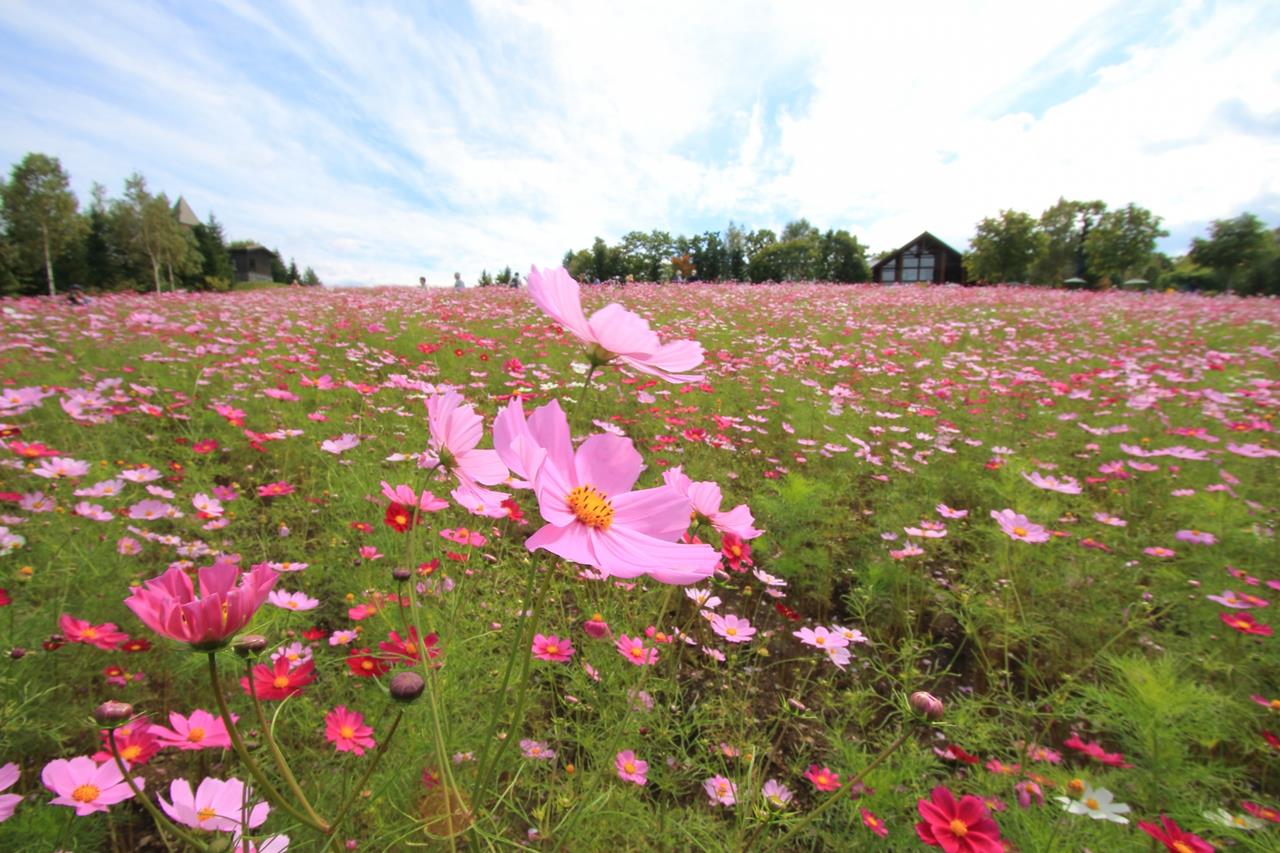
[0,0,1275,283]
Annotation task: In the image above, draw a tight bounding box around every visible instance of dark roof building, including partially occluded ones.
[228,244,276,283]
[871,231,965,284]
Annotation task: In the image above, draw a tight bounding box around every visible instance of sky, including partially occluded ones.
[1,0,1277,286]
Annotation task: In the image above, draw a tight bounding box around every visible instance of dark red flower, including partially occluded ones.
[346,649,390,678]
[1137,814,1214,852]
[384,502,414,533]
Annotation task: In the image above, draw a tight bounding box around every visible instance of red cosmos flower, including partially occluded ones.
[192,440,218,454]
[0,588,10,606]
[346,649,390,678]
[351,521,373,534]
[59,614,128,651]
[1242,801,1280,823]
[1263,731,1280,751]
[301,627,327,642]
[93,717,160,766]
[804,765,841,792]
[1220,611,1273,637]
[935,744,981,765]
[1137,815,1214,852]
[241,657,316,700]
[915,786,1004,853]
[120,637,151,653]
[1063,733,1133,768]
[500,497,525,523]
[384,502,415,533]
[721,533,752,573]
[861,807,889,838]
[774,602,802,621]
[378,628,439,663]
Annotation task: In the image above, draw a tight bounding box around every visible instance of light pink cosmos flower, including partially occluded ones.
[378,481,449,513]
[615,750,648,785]
[0,762,22,822]
[124,561,278,650]
[73,502,114,522]
[762,779,793,807]
[1175,529,1217,545]
[709,613,756,643]
[936,504,969,519]
[531,633,575,662]
[421,391,510,517]
[325,706,376,755]
[1206,590,1263,609]
[32,456,91,479]
[42,756,142,816]
[1093,512,1126,527]
[1144,546,1176,558]
[267,590,319,612]
[151,710,235,751]
[320,434,361,454]
[521,739,556,760]
[661,466,762,539]
[704,775,737,806]
[159,777,268,832]
[793,626,849,650]
[494,398,718,584]
[1022,471,1082,494]
[527,265,705,383]
[991,509,1051,543]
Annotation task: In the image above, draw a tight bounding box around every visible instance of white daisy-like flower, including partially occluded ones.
[1056,783,1130,824]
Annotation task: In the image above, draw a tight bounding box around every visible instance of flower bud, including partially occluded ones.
[95,700,134,725]
[233,634,268,657]
[582,614,610,639]
[9,647,25,660]
[392,567,412,583]
[389,671,425,702]
[909,691,945,721]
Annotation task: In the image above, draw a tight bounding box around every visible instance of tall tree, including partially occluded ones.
[723,222,747,280]
[2,153,80,295]
[112,174,195,292]
[818,229,870,282]
[191,213,234,286]
[967,209,1041,282]
[1189,212,1274,294]
[1032,198,1106,284]
[1084,203,1167,285]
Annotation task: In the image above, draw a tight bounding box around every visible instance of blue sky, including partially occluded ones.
[1,0,1277,285]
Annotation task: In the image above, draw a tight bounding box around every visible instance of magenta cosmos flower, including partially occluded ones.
[325,706,376,755]
[422,391,510,517]
[915,786,1004,852]
[494,398,719,584]
[159,776,268,832]
[0,762,22,822]
[42,756,143,816]
[527,265,705,383]
[615,750,648,785]
[531,633,575,662]
[662,466,762,539]
[990,509,1051,543]
[151,709,235,751]
[124,561,278,650]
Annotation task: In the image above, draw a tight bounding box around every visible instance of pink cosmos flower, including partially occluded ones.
[494,398,718,584]
[527,265,705,383]
[804,764,841,792]
[59,614,128,651]
[1144,546,1176,558]
[124,561,278,650]
[703,775,737,806]
[0,761,20,822]
[42,756,142,816]
[422,391,510,517]
[1175,529,1217,545]
[1021,471,1082,494]
[915,786,1004,852]
[73,502,114,522]
[151,710,235,751]
[33,456,91,479]
[793,626,849,650]
[661,466,761,539]
[379,481,449,513]
[762,779,793,807]
[615,634,659,666]
[615,750,648,785]
[862,807,889,837]
[255,481,294,498]
[990,509,1050,543]
[709,613,755,643]
[159,777,268,832]
[320,434,361,454]
[325,706,376,755]
[520,739,556,760]
[1015,780,1044,807]
[937,503,969,519]
[531,633,575,662]
[267,590,320,611]
[1207,590,1262,609]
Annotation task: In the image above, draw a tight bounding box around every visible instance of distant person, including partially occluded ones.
[510,272,521,288]
[453,272,465,290]
[66,283,89,305]
[419,276,427,289]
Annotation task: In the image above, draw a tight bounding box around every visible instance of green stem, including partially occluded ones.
[206,652,329,832]
[245,660,328,829]
[108,729,211,853]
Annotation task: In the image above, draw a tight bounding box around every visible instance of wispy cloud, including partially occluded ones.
[0,0,1276,284]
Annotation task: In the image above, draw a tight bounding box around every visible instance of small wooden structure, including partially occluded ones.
[871,231,965,284]
[228,244,277,283]
[173,196,200,228]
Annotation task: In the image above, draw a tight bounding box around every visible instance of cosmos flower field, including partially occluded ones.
[0,273,1278,852]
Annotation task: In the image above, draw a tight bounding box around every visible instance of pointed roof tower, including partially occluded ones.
[174,196,200,228]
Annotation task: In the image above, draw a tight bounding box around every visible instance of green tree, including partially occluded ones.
[287,258,300,282]
[723,222,747,280]
[748,238,818,282]
[780,218,819,243]
[1,153,81,295]
[270,249,289,283]
[967,209,1041,282]
[82,183,119,289]
[1189,213,1275,294]
[191,214,234,287]
[643,230,673,281]
[818,229,870,282]
[301,266,321,286]
[1085,203,1167,286]
[1032,198,1106,285]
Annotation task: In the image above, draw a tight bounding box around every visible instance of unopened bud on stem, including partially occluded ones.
[95,700,134,725]
[233,634,268,657]
[389,671,425,702]
[909,691,945,721]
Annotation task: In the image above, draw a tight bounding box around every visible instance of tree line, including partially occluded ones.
[0,152,317,296]
[561,219,871,284]
[965,199,1280,294]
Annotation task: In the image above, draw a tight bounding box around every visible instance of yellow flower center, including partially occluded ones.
[273,675,290,689]
[1270,699,1280,710]
[340,725,355,739]
[624,761,636,773]
[121,745,141,761]
[1085,798,1100,810]
[82,627,99,639]
[629,646,644,658]
[546,644,559,655]
[197,806,217,823]
[726,627,737,636]
[287,601,298,609]
[72,784,100,803]
[395,514,407,525]
[949,818,968,837]
[1012,526,1028,537]
[187,728,206,742]
[1067,779,1085,795]
[1172,843,1193,853]
[567,485,614,531]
